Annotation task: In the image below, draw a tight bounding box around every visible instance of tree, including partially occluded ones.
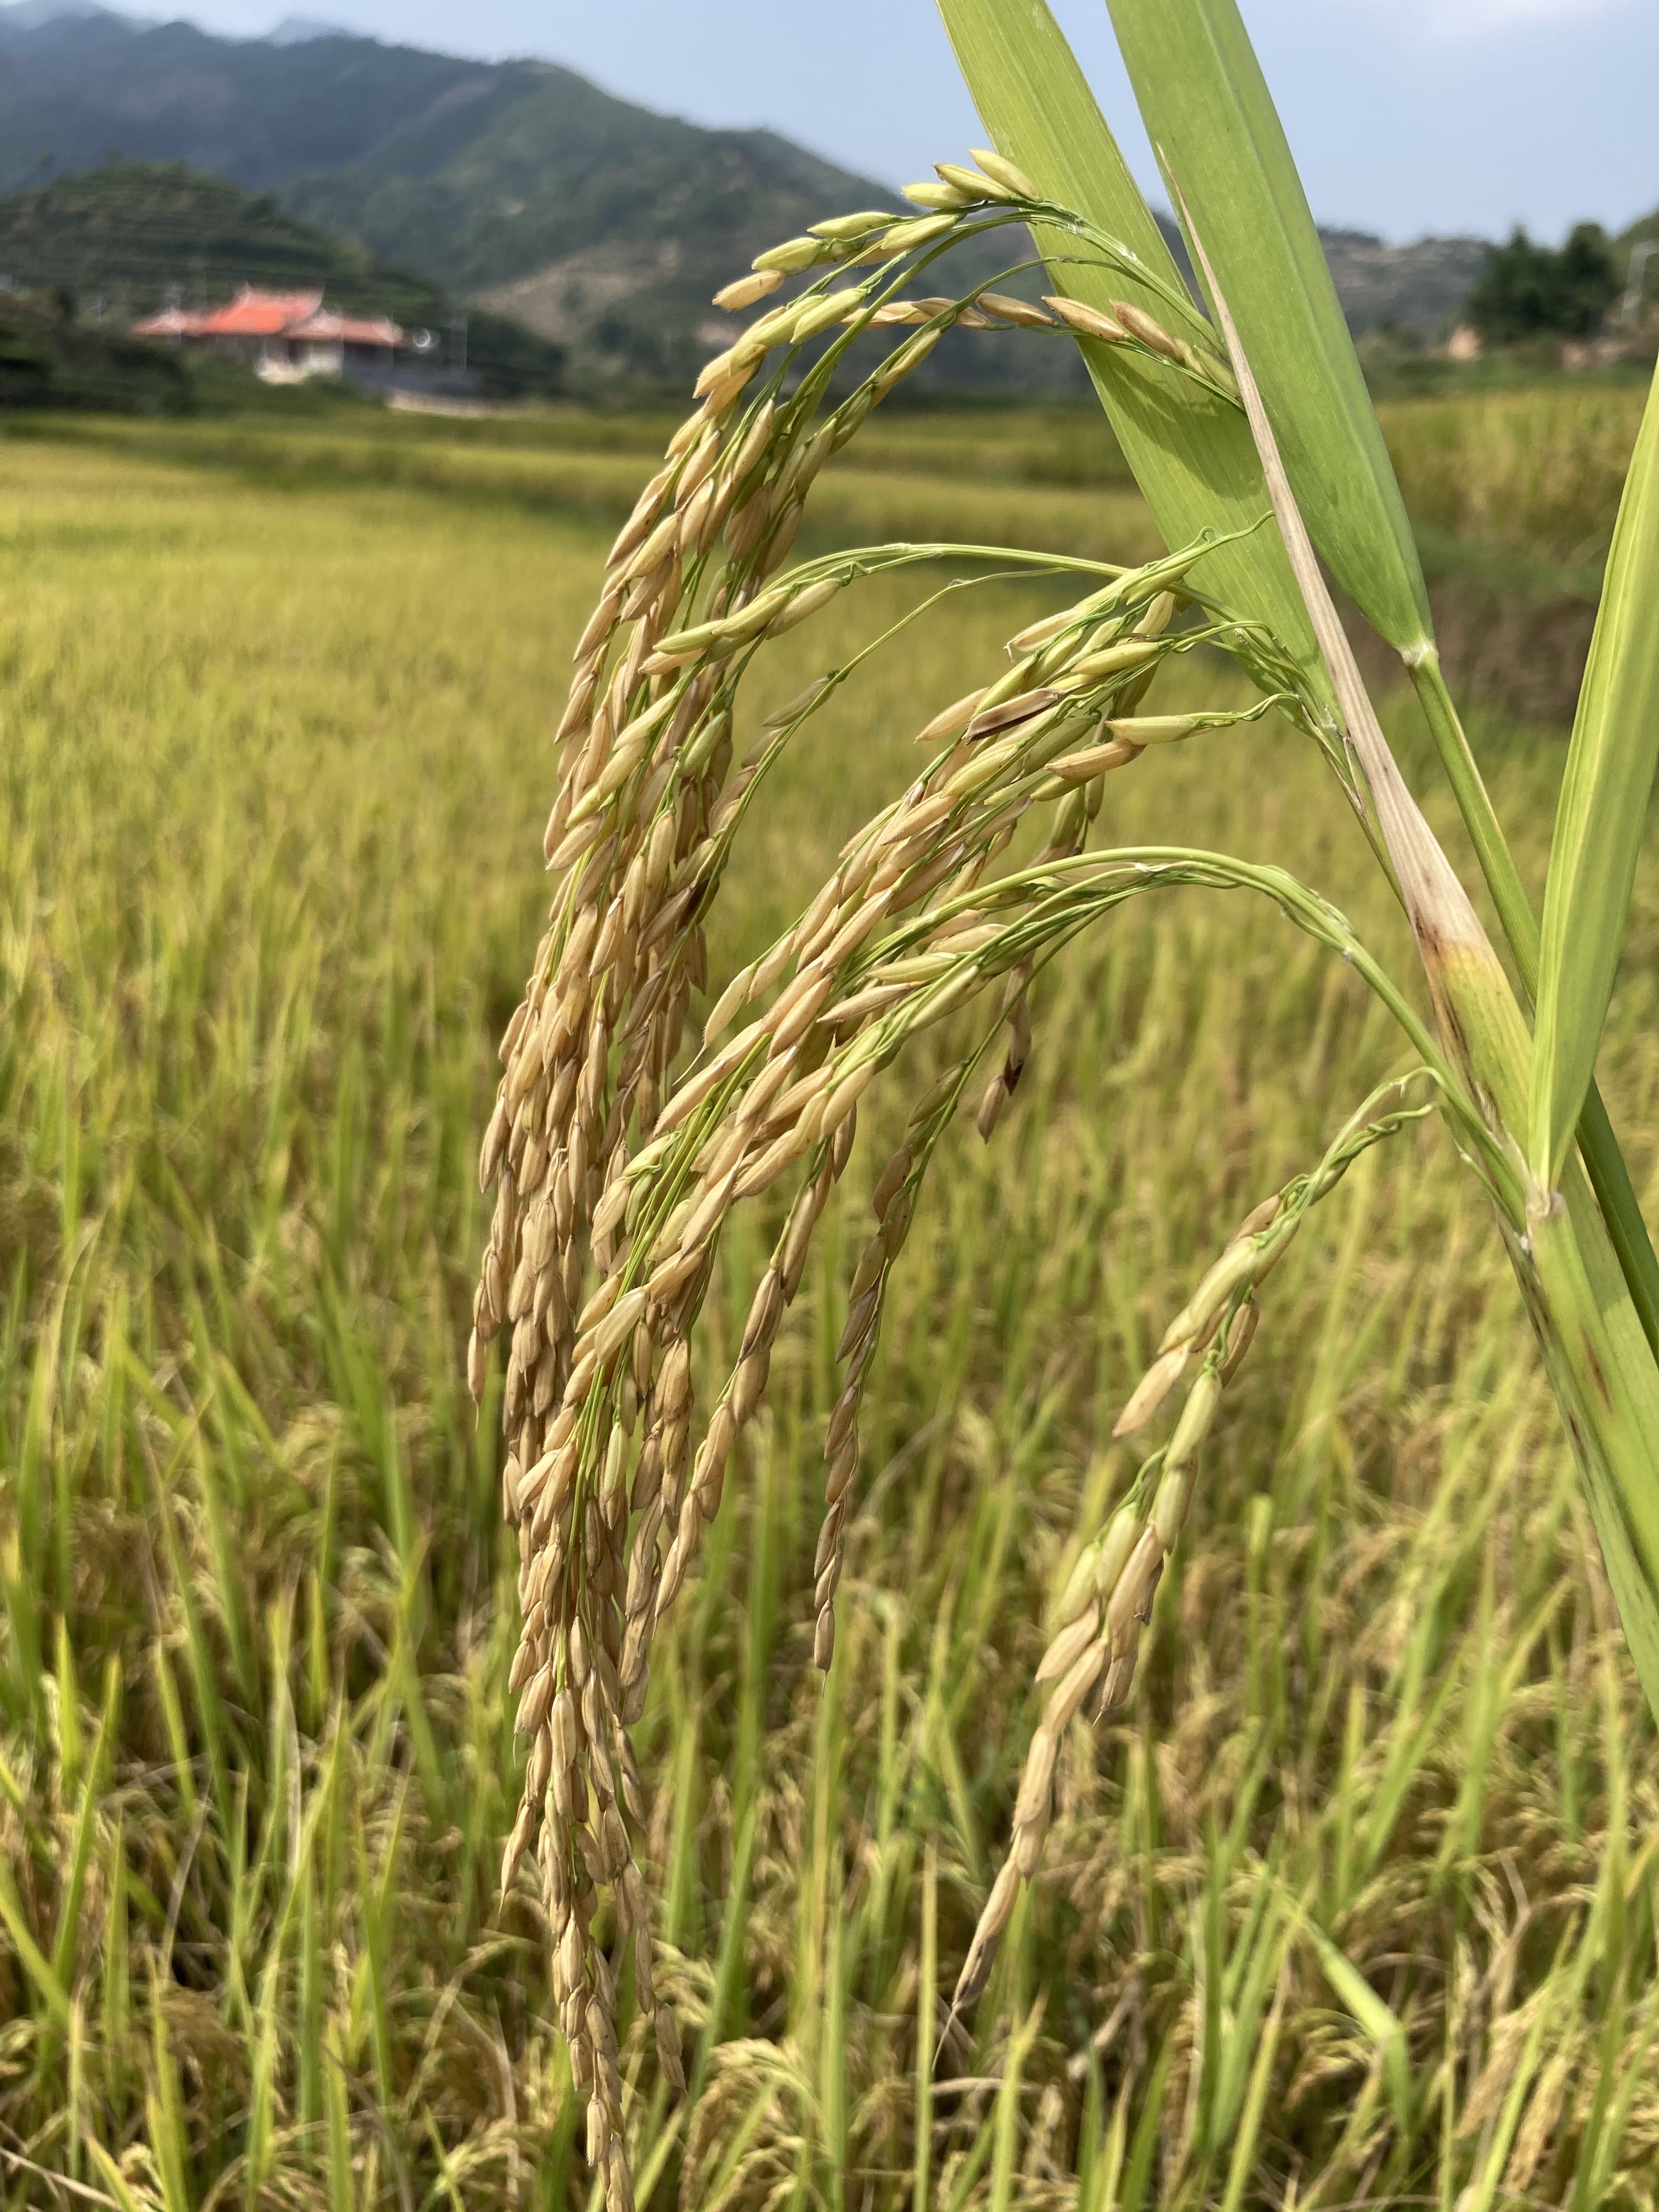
[1470,221,1618,342]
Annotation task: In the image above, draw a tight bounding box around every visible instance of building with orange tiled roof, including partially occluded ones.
[133,284,425,386]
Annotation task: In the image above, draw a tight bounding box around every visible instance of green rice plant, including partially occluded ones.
[1381,384,1649,573]
[466,7,1659,2201]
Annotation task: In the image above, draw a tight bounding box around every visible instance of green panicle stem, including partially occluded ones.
[1525,1168,1659,1723]
[1407,658,1659,1718]
[1410,648,1659,1362]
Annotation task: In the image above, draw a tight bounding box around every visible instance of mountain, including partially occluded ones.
[1318,230,1492,338]
[0,1,129,27]
[279,79,879,301]
[287,101,919,387]
[0,162,569,394]
[0,8,1503,391]
[0,15,499,187]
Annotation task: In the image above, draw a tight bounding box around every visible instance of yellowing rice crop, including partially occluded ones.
[3,411,1659,2208]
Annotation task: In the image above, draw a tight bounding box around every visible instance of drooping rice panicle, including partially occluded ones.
[471,156,1512,2198]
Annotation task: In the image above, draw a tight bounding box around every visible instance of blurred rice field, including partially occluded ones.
[3,398,1659,2208]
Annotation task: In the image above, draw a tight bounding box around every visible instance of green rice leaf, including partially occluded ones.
[937,0,1326,701]
[1105,0,1432,656]
[1532,358,1659,1187]
[1301,1918,1413,2136]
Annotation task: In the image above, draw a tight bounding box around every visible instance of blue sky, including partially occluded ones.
[180,0,1656,245]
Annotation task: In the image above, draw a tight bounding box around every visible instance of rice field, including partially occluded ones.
[3,397,1658,2209]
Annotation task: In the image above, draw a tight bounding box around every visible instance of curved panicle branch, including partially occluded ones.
[941,1073,1440,2037]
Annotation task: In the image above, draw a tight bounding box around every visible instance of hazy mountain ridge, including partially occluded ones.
[0,13,498,190]
[280,87,877,302]
[0,1,129,27]
[1318,229,1493,337]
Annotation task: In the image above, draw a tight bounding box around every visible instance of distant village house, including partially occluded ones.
[132,285,433,386]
